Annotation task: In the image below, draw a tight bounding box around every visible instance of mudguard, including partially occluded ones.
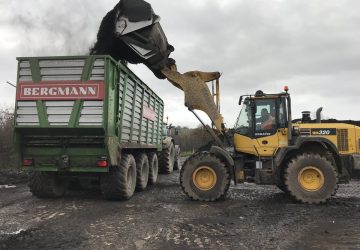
[209,146,234,180]
[162,137,173,149]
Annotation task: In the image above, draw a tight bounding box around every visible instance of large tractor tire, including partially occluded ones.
[101,154,137,200]
[277,167,289,194]
[285,153,338,204]
[29,172,67,198]
[159,142,175,174]
[276,184,289,194]
[148,152,158,185]
[180,152,230,201]
[135,153,149,191]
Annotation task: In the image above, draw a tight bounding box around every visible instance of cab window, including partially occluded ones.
[278,97,287,128]
[234,101,253,136]
[255,99,276,136]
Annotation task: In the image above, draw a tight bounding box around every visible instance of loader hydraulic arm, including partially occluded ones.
[91,0,226,133]
[161,65,225,133]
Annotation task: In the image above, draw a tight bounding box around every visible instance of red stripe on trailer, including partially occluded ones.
[142,105,156,121]
[16,81,105,100]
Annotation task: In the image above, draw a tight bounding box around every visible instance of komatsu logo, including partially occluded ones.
[17,81,104,100]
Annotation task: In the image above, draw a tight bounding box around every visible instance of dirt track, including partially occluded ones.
[1,159,360,250]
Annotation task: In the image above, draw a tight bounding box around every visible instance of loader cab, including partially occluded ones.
[233,89,292,156]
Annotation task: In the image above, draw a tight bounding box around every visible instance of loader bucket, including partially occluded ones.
[161,66,225,133]
[91,0,175,79]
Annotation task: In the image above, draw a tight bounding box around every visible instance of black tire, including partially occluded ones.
[159,142,175,174]
[285,153,338,204]
[148,152,158,185]
[101,154,137,200]
[29,172,67,198]
[276,184,289,194]
[135,153,149,191]
[180,152,230,201]
[277,166,289,194]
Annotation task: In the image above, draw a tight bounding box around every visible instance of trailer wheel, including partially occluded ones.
[285,153,338,204]
[135,153,149,191]
[29,172,67,198]
[180,152,230,201]
[101,154,137,200]
[148,152,158,185]
[159,142,175,174]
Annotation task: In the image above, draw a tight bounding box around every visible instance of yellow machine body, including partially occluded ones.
[234,123,360,157]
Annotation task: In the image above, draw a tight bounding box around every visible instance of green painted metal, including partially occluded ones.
[24,147,106,155]
[118,73,129,142]
[106,59,117,136]
[81,56,95,81]
[138,87,145,143]
[25,167,108,173]
[106,135,120,166]
[69,100,83,127]
[156,101,161,147]
[15,55,164,174]
[151,94,155,144]
[36,100,49,127]
[129,79,138,142]
[29,58,41,82]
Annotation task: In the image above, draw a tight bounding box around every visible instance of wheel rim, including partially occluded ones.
[298,166,324,191]
[192,166,217,191]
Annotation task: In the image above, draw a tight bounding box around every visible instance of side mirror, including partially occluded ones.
[238,96,243,105]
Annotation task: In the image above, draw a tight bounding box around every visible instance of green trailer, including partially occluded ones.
[14,55,164,200]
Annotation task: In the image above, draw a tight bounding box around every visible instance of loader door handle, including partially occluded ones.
[262,140,268,145]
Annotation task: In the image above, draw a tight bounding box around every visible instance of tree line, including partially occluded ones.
[0,108,16,169]
[170,125,213,154]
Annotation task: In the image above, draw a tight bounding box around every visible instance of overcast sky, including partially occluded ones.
[1,0,359,128]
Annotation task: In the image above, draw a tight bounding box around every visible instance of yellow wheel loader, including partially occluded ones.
[179,87,360,204]
[92,0,360,204]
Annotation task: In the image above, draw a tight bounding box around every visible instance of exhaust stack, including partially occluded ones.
[316,107,323,123]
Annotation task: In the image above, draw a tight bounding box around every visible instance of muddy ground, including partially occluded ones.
[0,158,359,250]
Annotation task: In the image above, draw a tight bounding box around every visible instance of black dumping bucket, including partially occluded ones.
[91,0,175,79]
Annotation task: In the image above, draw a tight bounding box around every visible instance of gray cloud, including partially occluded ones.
[1,0,360,127]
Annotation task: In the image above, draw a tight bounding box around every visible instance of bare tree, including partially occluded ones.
[0,108,16,169]
[173,125,212,153]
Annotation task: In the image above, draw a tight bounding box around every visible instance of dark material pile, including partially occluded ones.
[90,0,175,79]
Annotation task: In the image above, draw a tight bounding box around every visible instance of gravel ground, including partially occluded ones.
[0,158,359,250]
[0,170,28,186]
